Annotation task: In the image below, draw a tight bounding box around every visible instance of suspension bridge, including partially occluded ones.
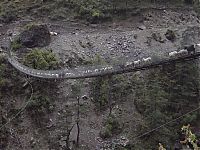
[3,40,200,79]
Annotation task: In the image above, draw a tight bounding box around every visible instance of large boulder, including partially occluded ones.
[19,24,51,48]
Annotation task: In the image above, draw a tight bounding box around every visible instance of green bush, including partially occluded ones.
[100,115,121,139]
[133,60,200,149]
[23,49,60,70]
[26,94,54,114]
[11,39,22,51]
[23,22,38,30]
[90,55,131,111]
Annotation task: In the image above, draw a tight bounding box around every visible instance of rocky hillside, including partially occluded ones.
[0,0,199,23]
[0,1,200,150]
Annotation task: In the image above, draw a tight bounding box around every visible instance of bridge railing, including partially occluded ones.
[7,49,200,79]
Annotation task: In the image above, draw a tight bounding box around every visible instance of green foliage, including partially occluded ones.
[26,94,54,114]
[1,0,200,23]
[23,22,38,30]
[91,76,109,110]
[90,56,131,111]
[133,60,200,149]
[70,0,110,22]
[100,115,121,139]
[23,49,60,70]
[158,143,166,150]
[91,74,131,110]
[11,39,22,51]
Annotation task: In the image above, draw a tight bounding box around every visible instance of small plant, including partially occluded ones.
[23,49,60,70]
[158,143,166,150]
[11,38,22,51]
[180,124,200,149]
[92,9,101,18]
[26,94,53,114]
[100,115,121,139]
[23,22,38,30]
[0,56,12,91]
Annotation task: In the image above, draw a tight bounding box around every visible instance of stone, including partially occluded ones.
[19,24,51,48]
[81,95,88,100]
[165,29,176,42]
[152,32,165,43]
[137,25,146,30]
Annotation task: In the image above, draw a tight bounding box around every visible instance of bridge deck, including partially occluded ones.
[7,51,200,79]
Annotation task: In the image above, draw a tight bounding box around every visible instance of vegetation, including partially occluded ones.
[0,57,26,149]
[0,10,17,23]
[0,56,9,91]
[11,38,22,51]
[133,60,200,149]
[0,55,25,94]
[159,124,200,149]
[27,94,53,114]
[1,0,200,23]
[90,55,131,111]
[25,93,54,128]
[180,124,200,149]
[1,0,200,149]
[23,49,60,70]
[100,115,121,139]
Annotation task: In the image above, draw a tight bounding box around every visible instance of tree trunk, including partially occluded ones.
[76,97,80,147]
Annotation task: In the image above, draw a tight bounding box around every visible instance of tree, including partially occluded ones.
[134,60,200,149]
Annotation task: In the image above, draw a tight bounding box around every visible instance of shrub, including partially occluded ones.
[27,94,53,113]
[133,60,200,149]
[23,22,38,30]
[23,49,60,70]
[100,115,121,139]
[11,39,22,51]
[90,56,131,111]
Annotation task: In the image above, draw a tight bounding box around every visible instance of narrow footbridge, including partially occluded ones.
[5,42,200,79]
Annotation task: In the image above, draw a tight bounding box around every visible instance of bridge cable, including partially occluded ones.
[131,106,200,144]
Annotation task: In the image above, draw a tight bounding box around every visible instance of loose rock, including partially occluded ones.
[165,29,176,42]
